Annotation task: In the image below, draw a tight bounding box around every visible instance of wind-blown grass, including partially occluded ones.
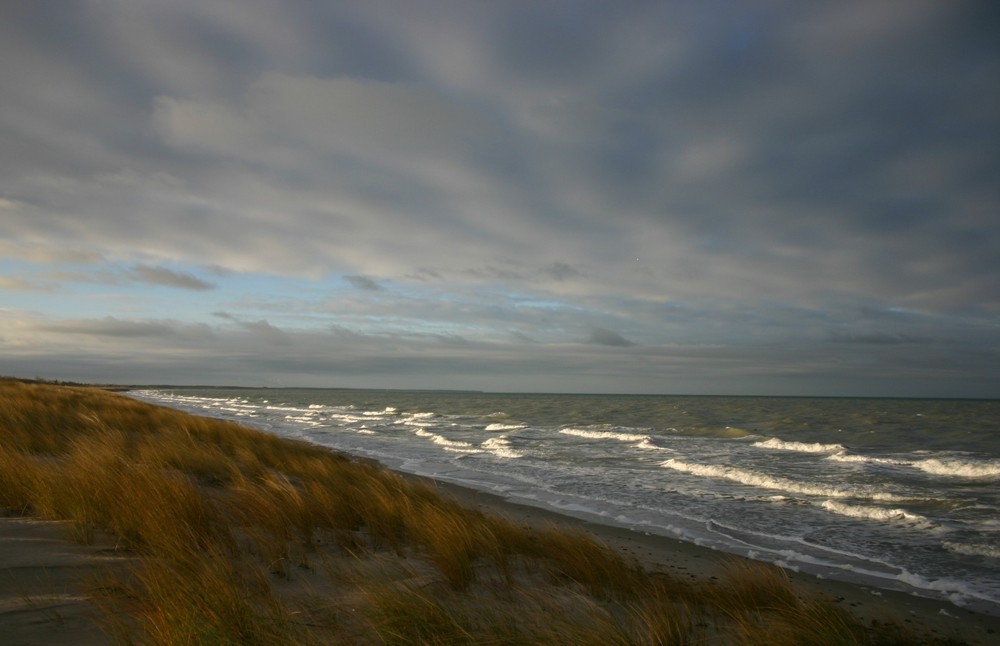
[0,379,954,644]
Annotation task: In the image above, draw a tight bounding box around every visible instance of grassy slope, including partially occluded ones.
[0,380,949,645]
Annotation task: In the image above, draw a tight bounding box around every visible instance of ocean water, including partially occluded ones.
[129,389,1000,615]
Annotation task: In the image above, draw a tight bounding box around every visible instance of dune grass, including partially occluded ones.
[0,379,952,644]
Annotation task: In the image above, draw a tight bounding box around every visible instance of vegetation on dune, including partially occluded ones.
[0,379,955,644]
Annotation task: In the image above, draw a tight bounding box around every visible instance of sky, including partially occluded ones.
[1,1,998,397]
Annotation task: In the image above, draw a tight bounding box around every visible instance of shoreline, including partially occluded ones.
[415,474,1000,646]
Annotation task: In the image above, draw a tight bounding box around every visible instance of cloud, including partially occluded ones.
[345,275,381,291]
[126,265,214,290]
[542,262,584,281]
[235,319,292,345]
[0,276,55,292]
[211,313,291,345]
[828,332,936,346]
[5,2,997,311]
[585,327,635,347]
[40,317,180,339]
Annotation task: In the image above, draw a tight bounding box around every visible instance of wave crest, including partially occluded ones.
[820,500,935,527]
[754,437,845,453]
[560,427,649,442]
[485,423,527,431]
[482,436,523,459]
[913,458,1000,479]
[943,541,1000,559]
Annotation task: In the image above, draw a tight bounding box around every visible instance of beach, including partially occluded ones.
[4,381,1000,644]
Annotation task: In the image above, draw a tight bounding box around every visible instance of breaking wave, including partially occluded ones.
[943,542,1000,560]
[819,500,936,528]
[412,429,480,453]
[754,437,845,453]
[485,423,527,431]
[482,436,523,459]
[912,458,1000,479]
[560,427,649,442]
[826,452,905,466]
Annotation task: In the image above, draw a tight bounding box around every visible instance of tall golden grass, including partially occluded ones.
[0,379,950,644]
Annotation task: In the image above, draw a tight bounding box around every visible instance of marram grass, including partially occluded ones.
[0,379,952,644]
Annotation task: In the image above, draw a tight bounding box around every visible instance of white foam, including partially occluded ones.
[912,458,1000,479]
[893,570,997,607]
[560,427,649,442]
[660,459,905,501]
[402,419,435,428]
[413,429,480,453]
[706,519,904,573]
[820,500,936,528]
[826,452,905,466]
[482,436,523,459]
[284,414,324,426]
[485,423,527,431]
[330,413,366,423]
[363,407,396,417]
[754,437,845,453]
[943,541,1000,560]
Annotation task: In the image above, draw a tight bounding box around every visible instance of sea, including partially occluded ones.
[128,388,1000,615]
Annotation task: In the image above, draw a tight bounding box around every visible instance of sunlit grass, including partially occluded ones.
[0,378,947,644]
